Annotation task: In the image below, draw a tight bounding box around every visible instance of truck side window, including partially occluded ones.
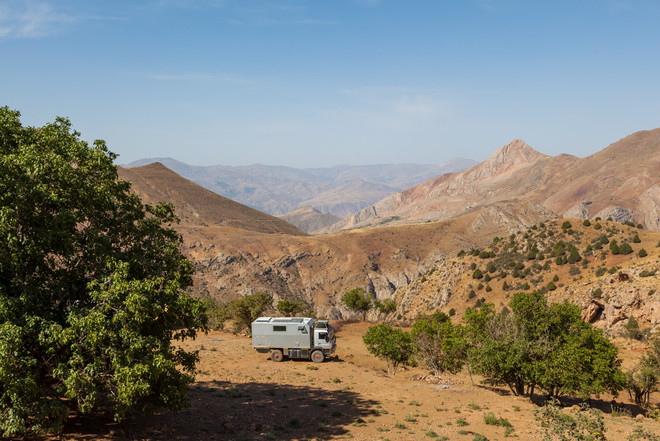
[319,332,327,340]
[273,325,286,332]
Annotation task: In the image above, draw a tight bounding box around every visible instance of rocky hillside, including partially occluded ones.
[122,158,477,216]
[391,218,660,334]
[177,200,554,318]
[276,206,341,233]
[325,129,660,232]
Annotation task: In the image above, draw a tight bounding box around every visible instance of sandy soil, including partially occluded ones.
[54,322,659,440]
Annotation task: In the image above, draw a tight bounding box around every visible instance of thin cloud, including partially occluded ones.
[0,1,125,39]
[0,1,75,38]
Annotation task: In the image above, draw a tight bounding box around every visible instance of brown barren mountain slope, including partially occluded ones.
[179,200,554,318]
[117,163,306,236]
[325,129,660,232]
[393,218,660,334]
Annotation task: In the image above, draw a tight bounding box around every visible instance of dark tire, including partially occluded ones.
[311,350,324,363]
[271,349,283,362]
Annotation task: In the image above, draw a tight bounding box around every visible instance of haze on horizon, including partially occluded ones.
[2,0,659,168]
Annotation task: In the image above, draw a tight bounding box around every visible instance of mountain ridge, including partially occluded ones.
[324,130,660,233]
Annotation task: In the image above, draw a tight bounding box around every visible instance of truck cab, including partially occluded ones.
[251,317,336,362]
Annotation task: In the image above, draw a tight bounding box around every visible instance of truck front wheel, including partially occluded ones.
[271,349,283,362]
[311,350,324,363]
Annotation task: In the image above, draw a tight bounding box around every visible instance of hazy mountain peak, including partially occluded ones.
[487,139,546,167]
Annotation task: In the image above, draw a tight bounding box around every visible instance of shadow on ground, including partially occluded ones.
[57,381,380,440]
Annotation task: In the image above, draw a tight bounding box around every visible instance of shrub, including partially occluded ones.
[535,400,606,441]
[363,324,413,375]
[610,240,621,255]
[473,269,484,279]
[638,249,648,258]
[583,219,592,227]
[633,234,641,243]
[620,242,634,255]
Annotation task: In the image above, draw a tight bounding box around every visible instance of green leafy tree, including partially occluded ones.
[341,287,373,321]
[228,292,272,334]
[626,337,660,406]
[362,324,413,375]
[463,293,624,399]
[411,315,465,377]
[276,299,312,317]
[0,107,207,436]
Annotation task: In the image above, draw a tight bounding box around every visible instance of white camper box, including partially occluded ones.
[251,317,336,362]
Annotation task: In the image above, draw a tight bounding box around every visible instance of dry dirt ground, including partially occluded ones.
[55,323,659,441]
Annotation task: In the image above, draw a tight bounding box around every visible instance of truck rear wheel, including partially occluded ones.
[271,349,283,362]
[311,350,324,363]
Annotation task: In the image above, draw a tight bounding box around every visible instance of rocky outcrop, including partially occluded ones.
[595,207,635,224]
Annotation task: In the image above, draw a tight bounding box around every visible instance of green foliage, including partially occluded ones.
[638,248,648,258]
[463,293,625,399]
[535,399,607,441]
[411,315,465,377]
[632,234,641,243]
[0,107,207,436]
[583,219,592,227]
[341,287,373,321]
[610,239,621,255]
[228,292,272,334]
[624,317,643,341]
[276,299,312,317]
[640,269,656,277]
[374,298,397,316]
[620,242,634,255]
[561,221,573,230]
[203,297,230,330]
[362,324,413,375]
[483,412,511,427]
[472,269,484,279]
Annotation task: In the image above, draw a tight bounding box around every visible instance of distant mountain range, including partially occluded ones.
[323,129,660,233]
[121,158,477,219]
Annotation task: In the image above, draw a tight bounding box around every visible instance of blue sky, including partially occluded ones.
[2,0,659,167]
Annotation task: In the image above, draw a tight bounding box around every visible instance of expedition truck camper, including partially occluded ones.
[251,317,336,362]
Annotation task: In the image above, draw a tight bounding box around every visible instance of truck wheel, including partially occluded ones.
[271,349,283,362]
[311,350,324,363]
